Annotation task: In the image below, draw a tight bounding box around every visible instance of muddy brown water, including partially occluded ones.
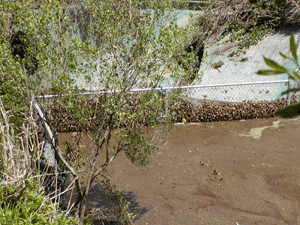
[58,117,300,225]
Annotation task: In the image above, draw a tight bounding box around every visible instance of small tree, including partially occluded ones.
[257,32,300,118]
[0,0,196,223]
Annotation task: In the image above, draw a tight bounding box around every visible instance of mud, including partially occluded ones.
[58,116,300,224]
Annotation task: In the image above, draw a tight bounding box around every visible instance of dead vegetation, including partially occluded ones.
[0,98,76,223]
[0,99,38,187]
[286,0,300,24]
[174,97,292,123]
[195,0,300,49]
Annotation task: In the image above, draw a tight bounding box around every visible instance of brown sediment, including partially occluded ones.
[58,116,300,224]
[45,93,299,133]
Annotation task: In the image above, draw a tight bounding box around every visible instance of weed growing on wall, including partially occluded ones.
[198,0,300,52]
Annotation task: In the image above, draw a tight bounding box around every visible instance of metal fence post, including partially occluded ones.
[165,90,169,117]
[286,79,291,106]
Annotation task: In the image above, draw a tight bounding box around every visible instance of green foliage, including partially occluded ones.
[212,61,224,69]
[228,51,236,57]
[0,0,82,114]
[99,173,136,223]
[257,32,300,118]
[0,0,196,223]
[121,127,156,165]
[230,0,286,49]
[0,182,78,224]
[236,25,272,49]
[275,104,300,118]
[0,0,195,113]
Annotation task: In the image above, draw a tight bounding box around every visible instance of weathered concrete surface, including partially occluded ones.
[190,26,300,102]
[176,10,203,27]
[73,9,203,91]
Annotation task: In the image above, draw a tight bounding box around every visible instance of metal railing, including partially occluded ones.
[33,100,70,208]
[37,79,292,102]
[37,79,294,121]
[172,0,210,9]
[183,80,291,103]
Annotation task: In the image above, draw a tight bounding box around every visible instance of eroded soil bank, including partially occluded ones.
[59,117,300,224]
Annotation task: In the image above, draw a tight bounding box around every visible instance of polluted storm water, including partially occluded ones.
[58,116,300,224]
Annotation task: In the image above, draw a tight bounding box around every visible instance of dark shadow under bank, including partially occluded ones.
[86,185,148,224]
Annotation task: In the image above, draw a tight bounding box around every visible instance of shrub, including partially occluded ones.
[0,182,77,225]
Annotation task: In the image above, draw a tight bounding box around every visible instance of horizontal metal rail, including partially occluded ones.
[37,80,289,99]
[172,0,209,10]
[172,0,209,6]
